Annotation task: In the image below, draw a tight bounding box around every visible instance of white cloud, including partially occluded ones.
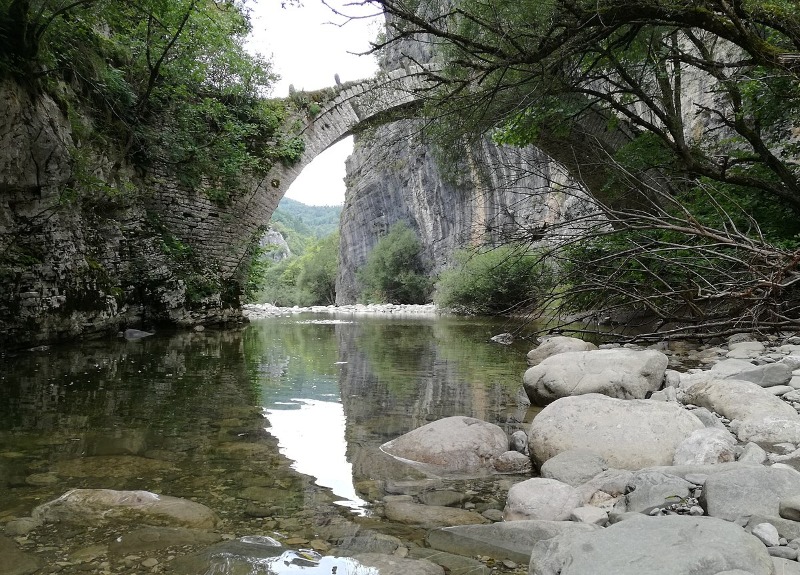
[247,1,382,206]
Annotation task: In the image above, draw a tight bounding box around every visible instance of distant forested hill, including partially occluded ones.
[271,198,341,237]
[268,198,341,255]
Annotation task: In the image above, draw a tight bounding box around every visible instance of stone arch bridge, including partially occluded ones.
[149,67,431,284]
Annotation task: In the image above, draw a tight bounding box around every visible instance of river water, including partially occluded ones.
[0,313,538,573]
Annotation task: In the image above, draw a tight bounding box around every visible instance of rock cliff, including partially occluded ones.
[336,18,591,304]
[0,80,251,349]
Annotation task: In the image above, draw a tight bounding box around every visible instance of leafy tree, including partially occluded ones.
[358,222,432,304]
[435,246,554,315]
[1,0,303,203]
[369,0,800,214]
[297,232,339,305]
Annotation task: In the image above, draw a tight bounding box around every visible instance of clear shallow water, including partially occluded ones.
[0,313,536,572]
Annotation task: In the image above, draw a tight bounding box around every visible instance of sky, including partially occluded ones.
[247,1,383,206]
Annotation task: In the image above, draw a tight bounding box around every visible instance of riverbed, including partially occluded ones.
[0,314,537,573]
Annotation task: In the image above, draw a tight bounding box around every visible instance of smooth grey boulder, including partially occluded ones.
[32,489,219,529]
[529,394,704,470]
[712,359,792,387]
[569,506,608,526]
[701,466,800,522]
[682,378,797,422]
[540,449,608,487]
[779,495,800,521]
[426,520,598,565]
[575,469,634,506]
[503,478,582,521]
[672,427,737,465]
[687,406,728,430]
[752,522,781,547]
[623,471,694,513]
[773,557,800,575]
[739,442,769,464]
[523,349,668,405]
[380,416,509,474]
[530,515,774,575]
[526,336,597,367]
[736,415,800,445]
[726,341,765,359]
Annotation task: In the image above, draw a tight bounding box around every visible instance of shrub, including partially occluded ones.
[358,222,432,304]
[434,246,553,315]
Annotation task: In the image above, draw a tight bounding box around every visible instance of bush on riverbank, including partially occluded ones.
[358,222,432,304]
[434,246,554,315]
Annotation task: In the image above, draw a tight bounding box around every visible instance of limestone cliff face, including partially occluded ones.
[336,106,589,305]
[0,80,246,349]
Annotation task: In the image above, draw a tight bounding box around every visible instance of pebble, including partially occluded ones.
[141,558,158,568]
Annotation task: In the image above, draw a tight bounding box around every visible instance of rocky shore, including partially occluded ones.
[8,328,800,575]
[376,332,800,575]
[242,302,439,320]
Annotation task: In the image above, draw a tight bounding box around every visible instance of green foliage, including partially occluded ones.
[296,232,339,305]
[358,222,432,304]
[0,0,303,205]
[434,246,554,315]
[249,232,340,307]
[271,198,343,250]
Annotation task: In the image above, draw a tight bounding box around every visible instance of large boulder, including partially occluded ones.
[701,466,800,522]
[539,449,608,487]
[711,359,792,387]
[526,336,597,366]
[379,416,509,474]
[523,349,668,405]
[32,489,219,529]
[530,515,774,575]
[681,378,797,422]
[734,415,800,445]
[529,394,705,470]
[503,478,582,521]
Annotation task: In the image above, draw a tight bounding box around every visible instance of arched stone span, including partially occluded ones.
[146,67,428,284]
[274,66,427,196]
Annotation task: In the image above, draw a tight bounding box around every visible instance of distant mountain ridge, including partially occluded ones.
[271,198,341,239]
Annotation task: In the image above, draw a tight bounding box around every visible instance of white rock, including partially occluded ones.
[752,522,781,547]
[503,478,582,521]
[529,394,704,470]
[673,428,737,465]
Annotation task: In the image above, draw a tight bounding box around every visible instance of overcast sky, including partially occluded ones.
[248,1,383,206]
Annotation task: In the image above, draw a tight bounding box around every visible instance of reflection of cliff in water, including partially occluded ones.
[0,329,258,435]
[334,317,531,484]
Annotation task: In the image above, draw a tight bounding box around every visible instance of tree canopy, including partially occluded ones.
[0,0,303,202]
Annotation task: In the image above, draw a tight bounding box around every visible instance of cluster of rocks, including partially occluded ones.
[243,302,438,320]
[378,333,800,575]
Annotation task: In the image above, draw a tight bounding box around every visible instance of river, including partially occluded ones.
[0,313,538,573]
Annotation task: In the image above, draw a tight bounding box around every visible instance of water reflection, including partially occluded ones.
[0,314,535,572]
[265,399,369,514]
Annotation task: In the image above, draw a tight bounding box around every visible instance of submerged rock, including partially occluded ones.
[32,489,219,529]
[380,416,508,474]
[427,520,598,565]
